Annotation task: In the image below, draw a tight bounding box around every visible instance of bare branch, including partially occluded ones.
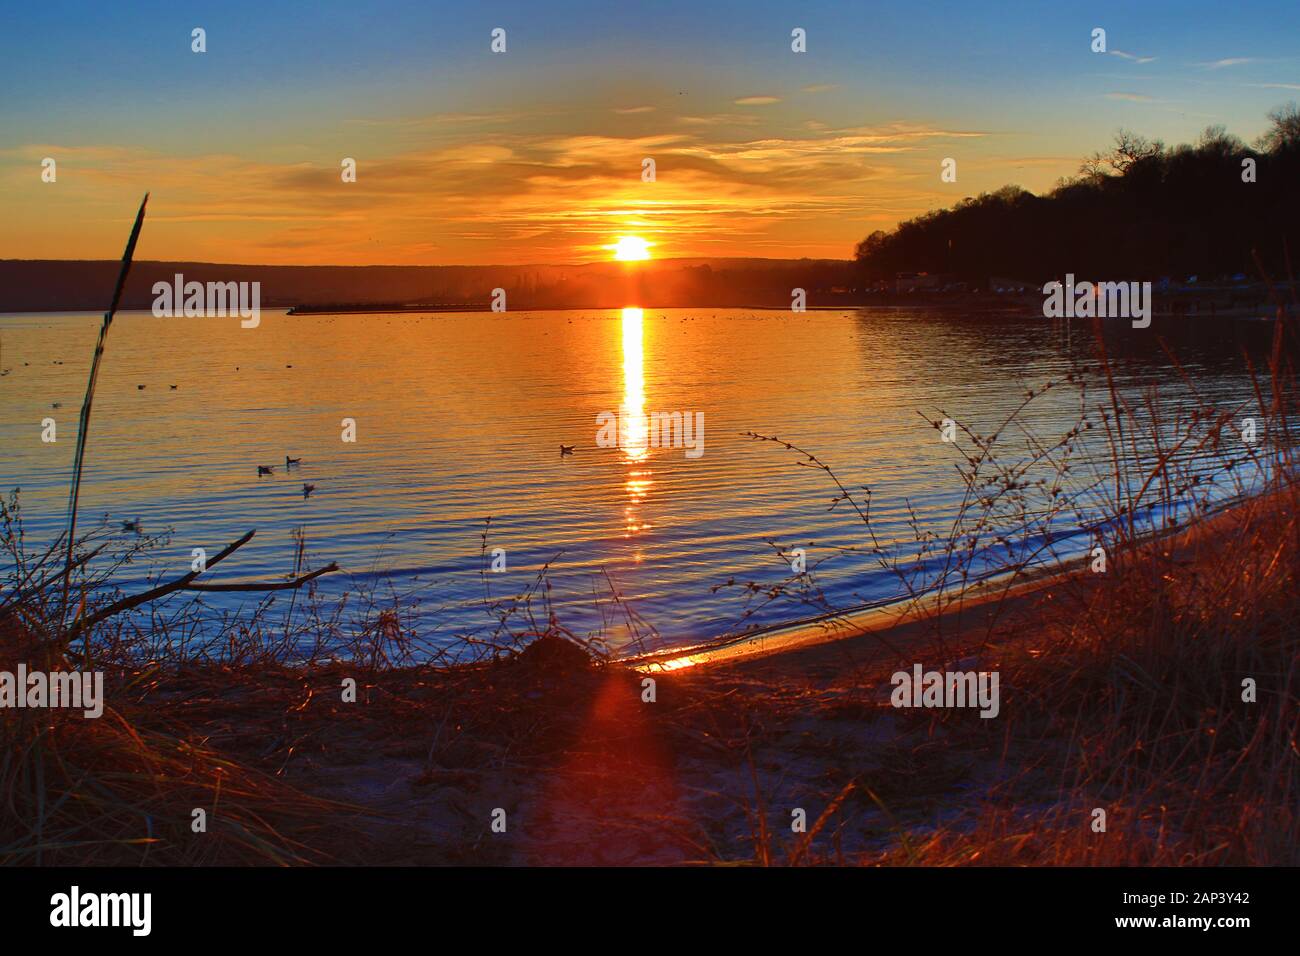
[64,529,257,639]
[183,563,339,592]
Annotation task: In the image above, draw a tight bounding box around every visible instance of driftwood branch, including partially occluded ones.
[62,529,339,641]
[181,563,339,592]
[64,528,255,639]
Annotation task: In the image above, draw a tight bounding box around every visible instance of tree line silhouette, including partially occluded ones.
[855,104,1300,284]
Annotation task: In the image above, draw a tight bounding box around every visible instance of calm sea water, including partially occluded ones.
[0,307,1280,657]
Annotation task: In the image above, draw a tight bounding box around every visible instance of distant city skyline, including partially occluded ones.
[2,0,1298,265]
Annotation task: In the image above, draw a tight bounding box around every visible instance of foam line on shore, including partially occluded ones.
[623,489,1257,672]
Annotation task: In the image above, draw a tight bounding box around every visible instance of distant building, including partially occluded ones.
[895,271,944,293]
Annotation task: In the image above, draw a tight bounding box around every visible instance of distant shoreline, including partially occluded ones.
[4,254,1288,316]
[3,279,1291,320]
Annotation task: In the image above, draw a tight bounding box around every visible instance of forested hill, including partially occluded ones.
[855,105,1300,283]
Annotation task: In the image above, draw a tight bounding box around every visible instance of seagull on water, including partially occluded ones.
[258,465,274,476]
[560,444,575,456]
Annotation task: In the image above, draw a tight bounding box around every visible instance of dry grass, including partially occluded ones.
[863,487,1300,865]
[0,615,351,865]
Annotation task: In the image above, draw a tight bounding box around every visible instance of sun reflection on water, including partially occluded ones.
[621,307,652,542]
[621,307,648,461]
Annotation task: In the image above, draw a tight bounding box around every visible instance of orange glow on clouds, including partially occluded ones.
[0,110,1008,266]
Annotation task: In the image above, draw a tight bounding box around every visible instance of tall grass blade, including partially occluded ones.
[59,193,149,632]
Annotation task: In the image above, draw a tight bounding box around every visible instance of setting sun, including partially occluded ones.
[612,236,651,261]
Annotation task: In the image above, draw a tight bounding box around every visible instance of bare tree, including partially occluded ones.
[1256,101,1300,153]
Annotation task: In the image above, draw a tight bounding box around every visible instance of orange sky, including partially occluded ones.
[4,111,1019,265]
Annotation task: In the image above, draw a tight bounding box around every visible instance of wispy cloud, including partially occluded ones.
[1247,82,1300,91]
[1199,57,1256,69]
[678,113,761,126]
[801,84,839,93]
[734,95,781,106]
[613,106,656,114]
[2,118,995,264]
[1110,50,1156,64]
[348,111,528,127]
[1105,92,1156,103]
